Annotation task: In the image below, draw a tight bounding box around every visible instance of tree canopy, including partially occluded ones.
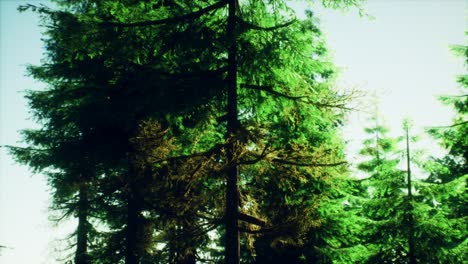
[8,1,466,264]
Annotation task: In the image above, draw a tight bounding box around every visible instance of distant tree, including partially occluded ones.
[357,109,467,264]
[421,37,467,263]
[356,114,410,263]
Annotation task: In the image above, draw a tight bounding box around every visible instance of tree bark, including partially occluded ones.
[225,0,240,263]
[405,125,416,264]
[75,184,89,264]
[125,190,140,264]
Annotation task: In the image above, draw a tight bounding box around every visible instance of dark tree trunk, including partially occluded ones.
[176,248,196,264]
[75,185,89,264]
[125,190,140,264]
[225,0,240,263]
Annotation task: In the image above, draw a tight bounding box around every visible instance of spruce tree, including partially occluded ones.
[357,115,409,263]
[421,38,467,263]
[11,1,362,263]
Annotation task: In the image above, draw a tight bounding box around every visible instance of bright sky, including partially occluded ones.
[316,0,466,165]
[0,0,466,263]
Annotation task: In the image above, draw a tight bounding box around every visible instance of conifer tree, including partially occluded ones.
[11,1,362,263]
[358,111,466,263]
[420,38,467,263]
[357,115,410,263]
[11,2,227,262]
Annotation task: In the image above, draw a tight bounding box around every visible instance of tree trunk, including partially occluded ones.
[75,185,89,264]
[225,0,240,263]
[125,190,140,264]
[405,124,416,264]
[176,221,197,264]
[176,248,196,264]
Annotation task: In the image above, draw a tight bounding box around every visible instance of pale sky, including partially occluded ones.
[316,0,466,164]
[0,0,466,263]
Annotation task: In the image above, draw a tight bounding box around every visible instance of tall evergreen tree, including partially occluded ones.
[357,115,410,263]
[11,1,362,263]
[421,37,467,263]
[357,111,466,264]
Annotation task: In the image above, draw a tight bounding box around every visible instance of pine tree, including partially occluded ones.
[357,111,466,264]
[420,37,468,263]
[357,115,410,263]
[11,1,362,263]
[11,2,227,262]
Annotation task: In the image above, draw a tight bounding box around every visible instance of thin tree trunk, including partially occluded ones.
[75,184,89,264]
[176,221,197,264]
[225,0,240,263]
[177,248,196,264]
[405,125,416,264]
[125,190,140,264]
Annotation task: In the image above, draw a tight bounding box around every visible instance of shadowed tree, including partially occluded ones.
[11,1,363,263]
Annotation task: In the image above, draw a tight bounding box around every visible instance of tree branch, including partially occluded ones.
[236,17,296,31]
[241,84,354,110]
[303,98,352,110]
[101,1,227,27]
[429,120,468,129]
[238,144,270,165]
[271,158,348,167]
[442,94,468,98]
[238,226,275,234]
[241,84,307,100]
[130,63,228,79]
[238,212,266,227]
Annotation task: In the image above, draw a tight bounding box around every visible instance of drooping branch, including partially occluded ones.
[162,143,227,163]
[238,226,274,234]
[129,63,228,79]
[271,158,347,167]
[303,98,352,110]
[429,120,468,129]
[101,0,228,27]
[442,94,468,98]
[241,84,354,110]
[236,17,296,31]
[238,212,266,227]
[241,84,307,100]
[238,144,270,165]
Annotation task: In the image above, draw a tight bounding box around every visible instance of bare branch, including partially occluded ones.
[241,83,353,110]
[101,1,227,27]
[241,84,307,100]
[303,98,352,110]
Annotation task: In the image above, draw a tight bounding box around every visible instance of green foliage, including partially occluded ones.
[356,115,411,263]
[12,0,363,263]
[420,36,468,263]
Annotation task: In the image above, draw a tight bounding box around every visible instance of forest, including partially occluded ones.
[5,0,467,263]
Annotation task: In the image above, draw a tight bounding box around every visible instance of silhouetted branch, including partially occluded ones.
[236,17,296,31]
[429,120,468,129]
[160,143,227,163]
[303,98,351,110]
[102,1,227,27]
[238,145,270,165]
[271,158,347,167]
[238,212,266,227]
[241,84,307,100]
